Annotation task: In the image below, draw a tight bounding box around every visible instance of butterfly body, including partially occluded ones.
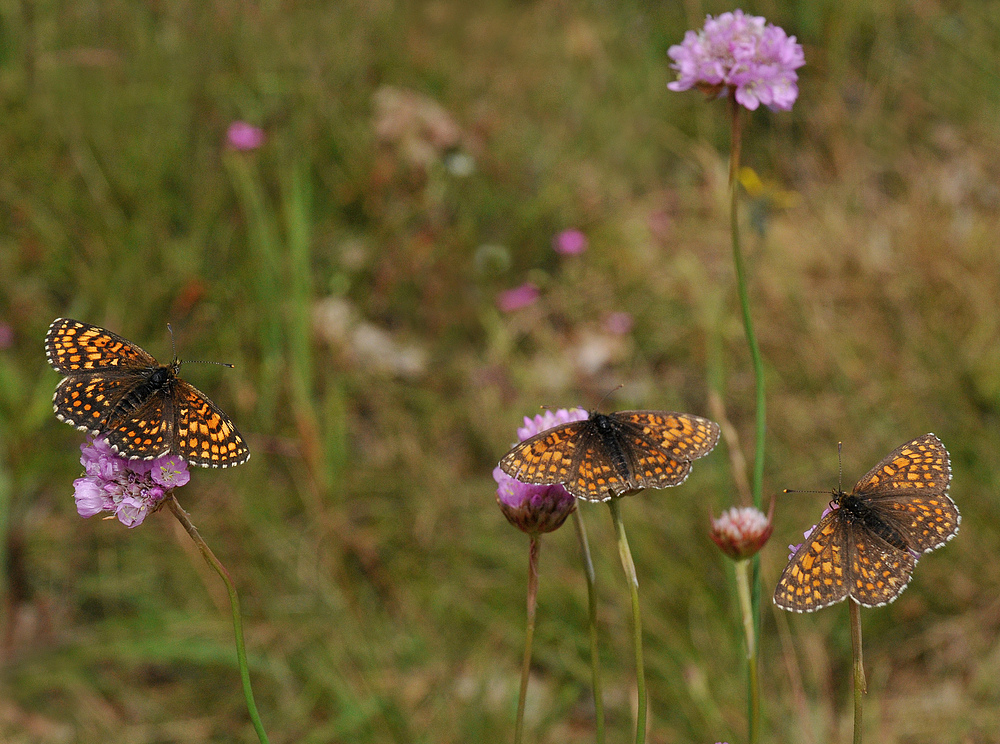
[499,409,720,502]
[774,434,959,613]
[45,318,250,468]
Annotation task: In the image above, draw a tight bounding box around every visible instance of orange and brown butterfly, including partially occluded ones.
[498,409,721,502]
[45,318,250,468]
[773,433,959,613]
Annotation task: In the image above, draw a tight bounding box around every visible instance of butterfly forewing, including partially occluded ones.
[499,422,584,485]
[853,433,951,498]
[173,381,250,467]
[46,318,157,374]
[616,411,721,461]
[774,512,851,612]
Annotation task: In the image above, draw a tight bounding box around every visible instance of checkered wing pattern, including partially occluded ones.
[616,411,721,461]
[45,318,156,374]
[569,431,630,501]
[52,373,139,433]
[846,522,916,608]
[774,512,851,612]
[173,381,250,467]
[498,422,585,486]
[46,317,250,468]
[104,394,171,459]
[854,433,959,553]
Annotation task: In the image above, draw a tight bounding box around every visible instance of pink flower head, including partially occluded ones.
[668,10,805,111]
[495,408,588,534]
[553,229,588,256]
[603,311,634,336]
[226,121,266,151]
[710,501,774,560]
[497,282,540,313]
[72,436,189,528]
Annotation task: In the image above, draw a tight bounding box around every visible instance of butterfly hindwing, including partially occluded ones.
[846,518,916,608]
[173,380,250,468]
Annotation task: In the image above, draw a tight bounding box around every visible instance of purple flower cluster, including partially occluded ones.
[494,408,588,535]
[73,436,190,528]
[668,10,805,111]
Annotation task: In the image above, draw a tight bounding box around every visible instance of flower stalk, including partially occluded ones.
[166,495,271,744]
[608,496,646,744]
[514,536,541,744]
[572,509,606,744]
[849,599,866,744]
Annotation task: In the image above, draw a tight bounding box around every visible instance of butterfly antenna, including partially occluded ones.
[594,384,624,411]
[167,323,235,369]
[837,441,843,494]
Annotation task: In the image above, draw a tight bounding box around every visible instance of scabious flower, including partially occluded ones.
[497,282,540,313]
[668,10,805,111]
[553,229,588,256]
[73,436,189,528]
[710,502,774,560]
[226,121,266,151]
[495,408,588,535]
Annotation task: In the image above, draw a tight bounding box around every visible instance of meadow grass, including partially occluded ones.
[2,0,1000,741]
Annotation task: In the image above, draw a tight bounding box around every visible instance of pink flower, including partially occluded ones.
[497,283,540,313]
[72,436,189,528]
[603,311,633,336]
[553,229,588,256]
[668,10,805,111]
[226,121,266,151]
[710,502,774,560]
[495,408,588,535]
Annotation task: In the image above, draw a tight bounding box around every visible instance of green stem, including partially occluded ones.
[734,560,759,744]
[608,497,646,744]
[514,535,541,744]
[166,495,271,744]
[849,599,866,744]
[729,92,765,744]
[572,509,606,744]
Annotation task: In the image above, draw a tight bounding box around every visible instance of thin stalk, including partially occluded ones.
[166,495,271,744]
[572,509,606,744]
[849,599,866,744]
[514,535,541,744]
[608,497,646,744]
[729,92,765,742]
[734,559,759,744]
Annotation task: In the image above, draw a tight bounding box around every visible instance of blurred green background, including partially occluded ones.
[2,0,1000,742]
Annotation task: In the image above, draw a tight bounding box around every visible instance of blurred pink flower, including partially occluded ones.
[0,322,13,350]
[226,121,266,151]
[553,229,588,255]
[603,311,633,336]
[668,10,805,111]
[497,283,540,312]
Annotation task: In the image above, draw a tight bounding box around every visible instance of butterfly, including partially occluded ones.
[45,318,250,468]
[498,410,720,502]
[773,433,959,612]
